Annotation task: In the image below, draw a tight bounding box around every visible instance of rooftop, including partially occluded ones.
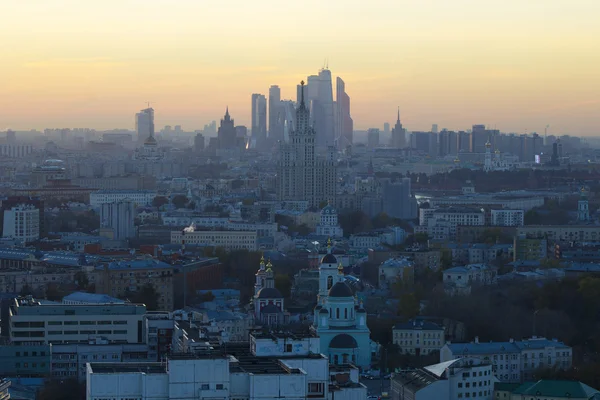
[62,292,125,304]
[510,380,599,398]
[446,337,570,355]
[89,362,166,374]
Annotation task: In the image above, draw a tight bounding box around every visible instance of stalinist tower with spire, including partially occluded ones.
[277,81,336,208]
[391,107,406,149]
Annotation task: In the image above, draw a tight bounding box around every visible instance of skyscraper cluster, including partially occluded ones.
[252,67,352,152]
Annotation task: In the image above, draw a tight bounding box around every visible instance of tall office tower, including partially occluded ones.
[268,85,284,142]
[281,100,297,143]
[135,107,154,144]
[335,77,353,149]
[278,81,336,208]
[305,69,334,149]
[432,124,439,134]
[381,178,417,219]
[391,108,406,148]
[438,130,449,156]
[251,94,267,146]
[383,123,390,142]
[217,108,237,149]
[367,128,380,149]
[458,131,471,152]
[194,132,205,152]
[100,201,135,240]
[6,130,16,144]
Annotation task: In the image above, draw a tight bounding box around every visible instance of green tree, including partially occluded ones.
[20,285,33,296]
[74,271,90,290]
[37,379,86,400]
[398,292,420,319]
[275,274,292,298]
[440,249,453,269]
[152,196,169,211]
[127,283,160,311]
[172,195,189,209]
[414,233,429,244]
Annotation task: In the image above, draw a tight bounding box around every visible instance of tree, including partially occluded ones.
[37,379,85,400]
[398,293,420,319]
[275,274,292,298]
[152,196,169,211]
[74,271,90,290]
[20,285,33,296]
[414,233,429,244]
[198,291,215,303]
[172,195,189,209]
[127,284,160,311]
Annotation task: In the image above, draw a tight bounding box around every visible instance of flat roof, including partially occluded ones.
[90,362,166,374]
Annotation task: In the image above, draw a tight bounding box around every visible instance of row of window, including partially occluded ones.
[458,380,491,388]
[47,320,128,326]
[47,330,127,335]
[457,390,490,398]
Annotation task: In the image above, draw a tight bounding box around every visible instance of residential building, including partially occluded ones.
[391,357,496,400]
[2,203,40,243]
[517,225,600,243]
[316,204,343,238]
[441,337,573,383]
[367,128,380,148]
[0,196,44,238]
[171,229,258,251]
[378,257,414,290]
[269,85,284,142]
[443,264,497,295]
[100,200,135,240]
[135,107,154,144]
[9,296,146,345]
[90,190,156,207]
[92,258,175,311]
[494,380,599,400]
[381,178,418,220]
[0,343,52,377]
[513,235,548,261]
[393,319,446,356]
[277,81,337,208]
[491,209,524,227]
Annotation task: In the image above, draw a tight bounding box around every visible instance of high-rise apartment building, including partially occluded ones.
[381,178,417,219]
[194,132,205,152]
[100,201,135,240]
[268,85,284,142]
[335,77,353,149]
[251,94,267,146]
[278,81,336,208]
[391,108,406,148]
[2,203,40,243]
[0,196,44,239]
[135,108,154,144]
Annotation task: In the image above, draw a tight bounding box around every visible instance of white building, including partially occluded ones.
[87,330,367,400]
[443,264,497,295]
[9,296,146,345]
[90,190,157,208]
[391,358,497,400]
[2,203,40,242]
[348,233,381,251]
[392,319,446,356]
[441,337,573,383]
[378,257,414,290]
[100,200,136,240]
[171,229,258,251]
[162,215,277,238]
[491,209,524,227]
[316,204,344,238]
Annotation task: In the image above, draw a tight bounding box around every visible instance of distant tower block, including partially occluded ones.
[578,187,590,222]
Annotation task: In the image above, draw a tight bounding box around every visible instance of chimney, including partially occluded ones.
[474,336,479,344]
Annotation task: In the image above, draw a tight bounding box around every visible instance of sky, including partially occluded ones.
[1,0,599,135]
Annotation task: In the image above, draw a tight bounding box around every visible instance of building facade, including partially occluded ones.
[393,319,446,356]
[171,230,258,251]
[100,201,135,240]
[2,203,40,243]
[316,204,343,238]
[277,81,337,209]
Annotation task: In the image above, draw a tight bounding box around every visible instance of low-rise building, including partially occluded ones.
[494,380,599,400]
[379,257,414,289]
[171,229,258,251]
[513,235,548,261]
[393,319,446,356]
[9,296,146,345]
[440,337,573,383]
[90,190,157,208]
[443,264,497,295]
[391,357,497,400]
[491,209,524,227]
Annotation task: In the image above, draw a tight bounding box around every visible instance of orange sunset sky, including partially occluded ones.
[1,0,599,135]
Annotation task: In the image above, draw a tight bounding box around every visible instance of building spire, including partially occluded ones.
[337,262,344,275]
[397,106,400,122]
[300,80,306,108]
[266,259,273,272]
[225,106,230,119]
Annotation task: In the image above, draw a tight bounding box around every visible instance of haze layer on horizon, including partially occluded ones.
[1,0,599,135]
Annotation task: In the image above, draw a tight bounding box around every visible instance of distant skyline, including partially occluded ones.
[1,0,599,135]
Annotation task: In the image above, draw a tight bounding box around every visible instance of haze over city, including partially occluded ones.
[2,0,599,135]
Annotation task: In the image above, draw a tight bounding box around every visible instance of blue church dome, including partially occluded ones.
[328,282,353,298]
[257,287,282,299]
[321,253,338,264]
[329,334,358,349]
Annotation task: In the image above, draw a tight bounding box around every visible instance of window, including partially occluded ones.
[216,384,224,390]
[201,384,209,390]
[308,383,324,395]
